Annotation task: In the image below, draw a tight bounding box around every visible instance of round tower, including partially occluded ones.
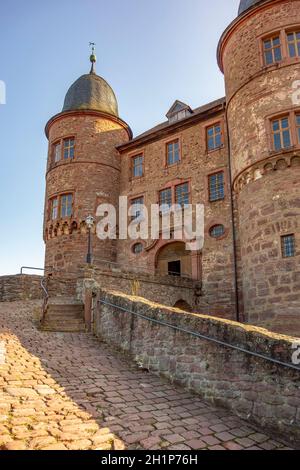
[218,0,300,328]
[43,53,132,274]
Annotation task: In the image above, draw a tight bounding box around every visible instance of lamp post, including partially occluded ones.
[85,215,95,265]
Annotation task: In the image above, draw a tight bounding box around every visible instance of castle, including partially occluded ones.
[43,0,300,335]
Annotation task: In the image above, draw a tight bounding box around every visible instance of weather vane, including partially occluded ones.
[89,42,97,74]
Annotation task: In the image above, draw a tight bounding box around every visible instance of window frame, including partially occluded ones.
[281,234,296,258]
[267,110,300,152]
[130,195,145,220]
[63,137,75,160]
[208,171,225,203]
[286,29,300,58]
[262,33,283,66]
[175,182,190,207]
[270,115,292,151]
[206,121,223,152]
[52,141,62,164]
[131,153,144,179]
[48,193,74,221]
[165,138,181,167]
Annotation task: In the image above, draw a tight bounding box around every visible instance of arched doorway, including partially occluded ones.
[173,299,192,312]
[156,242,192,278]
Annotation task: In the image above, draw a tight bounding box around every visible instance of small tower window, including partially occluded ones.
[287,31,300,58]
[60,194,73,218]
[175,182,190,207]
[281,234,296,258]
[51,198,58,220]
[167,139,180,166]
[63,138,75,159]
[271,117,291,151]
[132,155,144,178]
[263,36,282,65]
[210,224,225,239]
[53,142,61,163]
[209,172,225,202]
[207,123,222,151]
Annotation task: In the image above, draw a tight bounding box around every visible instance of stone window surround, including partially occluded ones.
[266,108,300,153]
[156,178,192,209]
[258,24,300,68]
[206,168,227,203]
[130,241,146,255]
[207,221,228,241]
[50,135,76,166]
[48,191,75,222]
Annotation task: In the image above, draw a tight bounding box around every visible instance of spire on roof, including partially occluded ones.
[89,42,97,74]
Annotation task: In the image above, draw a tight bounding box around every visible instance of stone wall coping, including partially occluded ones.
[99,289,300,366]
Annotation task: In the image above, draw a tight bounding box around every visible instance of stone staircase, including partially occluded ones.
[40,298,86,332]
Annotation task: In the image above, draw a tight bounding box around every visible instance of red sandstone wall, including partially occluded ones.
[94,289,300,446]
[118,114,236,319]
[44,113,129,273]
[220,0,300,327]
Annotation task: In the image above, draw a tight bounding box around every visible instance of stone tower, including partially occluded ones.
[43,53,132,274]
[218,0,300,328]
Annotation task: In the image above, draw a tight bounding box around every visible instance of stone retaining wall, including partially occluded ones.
[94,289,300,446]
[0,275,43,302]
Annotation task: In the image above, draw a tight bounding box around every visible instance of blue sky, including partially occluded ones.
[0,0,240,275]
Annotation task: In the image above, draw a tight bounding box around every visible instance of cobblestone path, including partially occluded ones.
[0,301,293,450]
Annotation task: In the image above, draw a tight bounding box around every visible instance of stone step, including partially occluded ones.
[46,306,84,315]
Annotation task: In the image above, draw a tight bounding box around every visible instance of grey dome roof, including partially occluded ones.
[62,73,119,117]
[238,0,264,15]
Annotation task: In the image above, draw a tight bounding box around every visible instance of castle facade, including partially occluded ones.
[43,0,300,333]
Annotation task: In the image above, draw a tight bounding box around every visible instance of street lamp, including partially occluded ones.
[85,215,95,265]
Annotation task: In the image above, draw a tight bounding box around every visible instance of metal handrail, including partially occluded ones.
[20,266,45,275]
[98,298,300,372]
[41,277,49,323]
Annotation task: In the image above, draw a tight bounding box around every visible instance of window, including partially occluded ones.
[168,260,181,277]
[63,138,75,160]
[263,36,282,65]
[132,155,144,178]
[287,31,300,58]
[210,225,225,238]
[132,243,144,254]
[159,188,172,209]
[175,183,190,206]
[210,225,225,239]
[207,123,222,151]
[131,197,144,219]
[60,194,73,218]
[53,142,61,163]
[167,139,180,166]
[51,198,58,220]
[296,114,300,143]
[271,116,291,151]
[281,234,296,258]
[209,172,225,202]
